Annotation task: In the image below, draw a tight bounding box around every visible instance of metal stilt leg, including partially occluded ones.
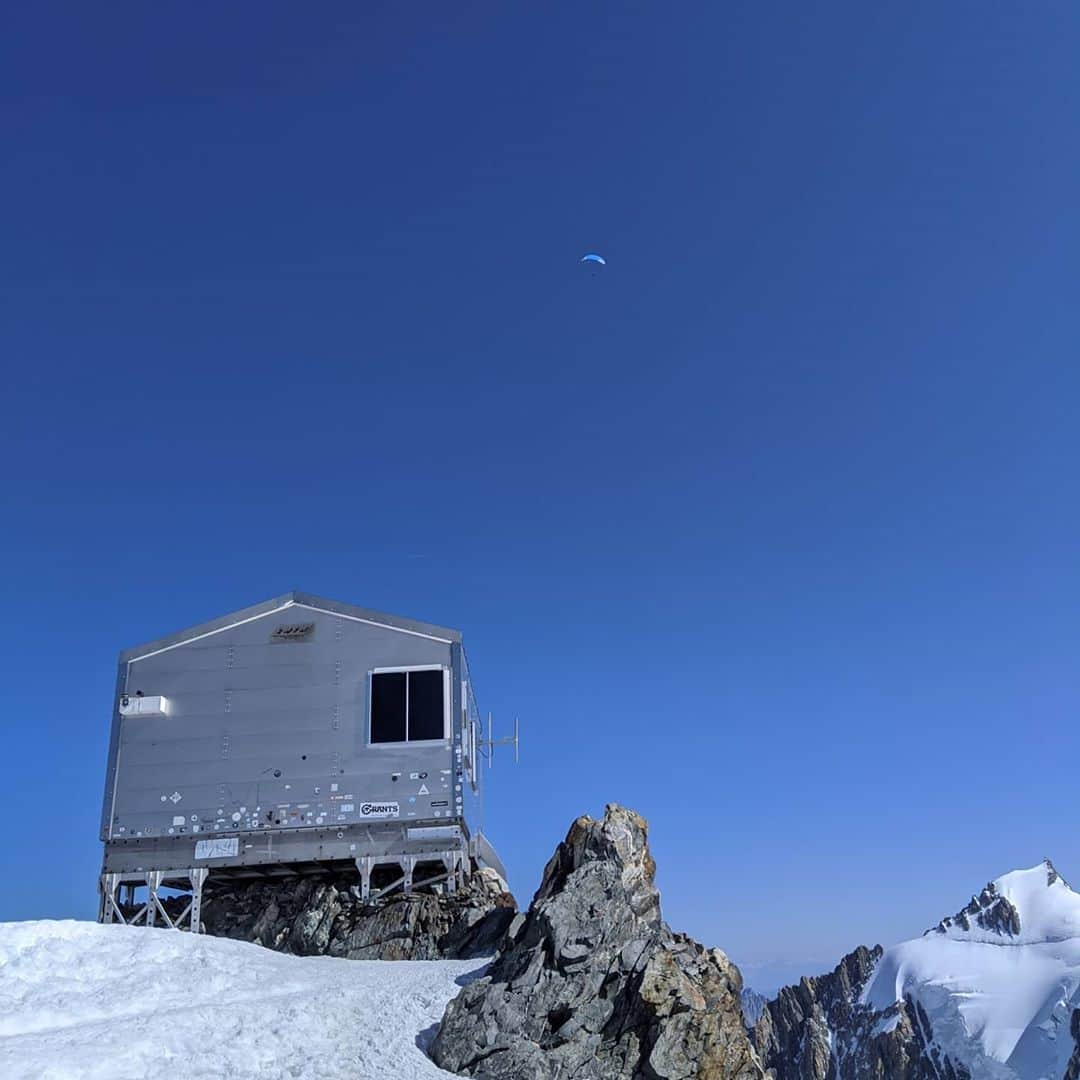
[146,870,164,928]
[355,856,373,901]
[100,873,126,924]
[189,868,208,933]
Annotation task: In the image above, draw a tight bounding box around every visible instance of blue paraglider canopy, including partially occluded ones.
[580,253,606,266]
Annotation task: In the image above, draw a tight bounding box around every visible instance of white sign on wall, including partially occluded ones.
[194,837,239,860]
[359,801,400,819]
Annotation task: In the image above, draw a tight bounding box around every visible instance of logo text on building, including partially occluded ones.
[359,801,400,819]
[270,622,315,642]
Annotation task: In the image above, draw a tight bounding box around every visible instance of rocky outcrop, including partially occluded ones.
[752,946,879,1078]
[1065,1009,1080,1080]
[430,804,763,1080]
[751,947,970,1080]
[931,880,1021,938]
[201,866,515,960]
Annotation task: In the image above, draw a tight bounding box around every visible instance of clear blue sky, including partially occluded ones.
[3,4,1079,993]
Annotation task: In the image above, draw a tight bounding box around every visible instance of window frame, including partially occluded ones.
[368,665,451,746]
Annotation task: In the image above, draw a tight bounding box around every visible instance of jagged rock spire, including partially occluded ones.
[431,804,764,1079]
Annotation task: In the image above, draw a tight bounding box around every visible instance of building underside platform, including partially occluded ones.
[98,823,506,933]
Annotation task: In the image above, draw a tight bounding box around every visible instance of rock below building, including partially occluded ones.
[200,865,516,961]
[430,803,763,1080]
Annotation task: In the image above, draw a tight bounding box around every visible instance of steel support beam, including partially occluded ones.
[98,867,208,934]
[355,856,374,902]
[189,868,208,932]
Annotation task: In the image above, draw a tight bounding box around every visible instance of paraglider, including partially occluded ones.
[580,253,606,266]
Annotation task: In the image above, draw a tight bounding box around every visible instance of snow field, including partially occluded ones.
[0,920,483,1080]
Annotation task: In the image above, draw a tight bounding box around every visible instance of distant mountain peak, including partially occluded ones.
[1044,856,1067,889]
[929,860,1080,946]
[740,986,769,1028]
[755,862,1080,1080]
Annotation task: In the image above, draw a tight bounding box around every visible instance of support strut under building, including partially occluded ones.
[99,868,209,932]
[98,833,485,933]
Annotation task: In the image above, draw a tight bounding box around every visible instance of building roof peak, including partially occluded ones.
[121,591,462,662]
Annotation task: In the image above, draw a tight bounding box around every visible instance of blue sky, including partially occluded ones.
[3,4,1079,992]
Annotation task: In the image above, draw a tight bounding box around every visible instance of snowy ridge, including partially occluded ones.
[864,862,1080,1080]
[0,920,478,1079]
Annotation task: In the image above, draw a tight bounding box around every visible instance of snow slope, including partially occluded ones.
[864,862,1080,1080]
[0,919,482,1080]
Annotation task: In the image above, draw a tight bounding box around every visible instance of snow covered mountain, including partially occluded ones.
[865,861,1080,1079]
[753,860,1080,1080]
[0,919,480,1079]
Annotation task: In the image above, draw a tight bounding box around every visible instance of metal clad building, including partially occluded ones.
[99,592,504,930]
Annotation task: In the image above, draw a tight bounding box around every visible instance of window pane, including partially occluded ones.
[408,669,444,741]
[371,672,406,743]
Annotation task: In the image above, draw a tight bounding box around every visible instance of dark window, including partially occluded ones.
[370,669,445,742]
[408,669,445,741]
[370,672,406,743]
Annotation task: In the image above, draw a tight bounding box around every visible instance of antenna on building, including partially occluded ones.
[483,711,520,769]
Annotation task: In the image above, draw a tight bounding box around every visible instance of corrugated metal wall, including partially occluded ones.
[102,605,463,846]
